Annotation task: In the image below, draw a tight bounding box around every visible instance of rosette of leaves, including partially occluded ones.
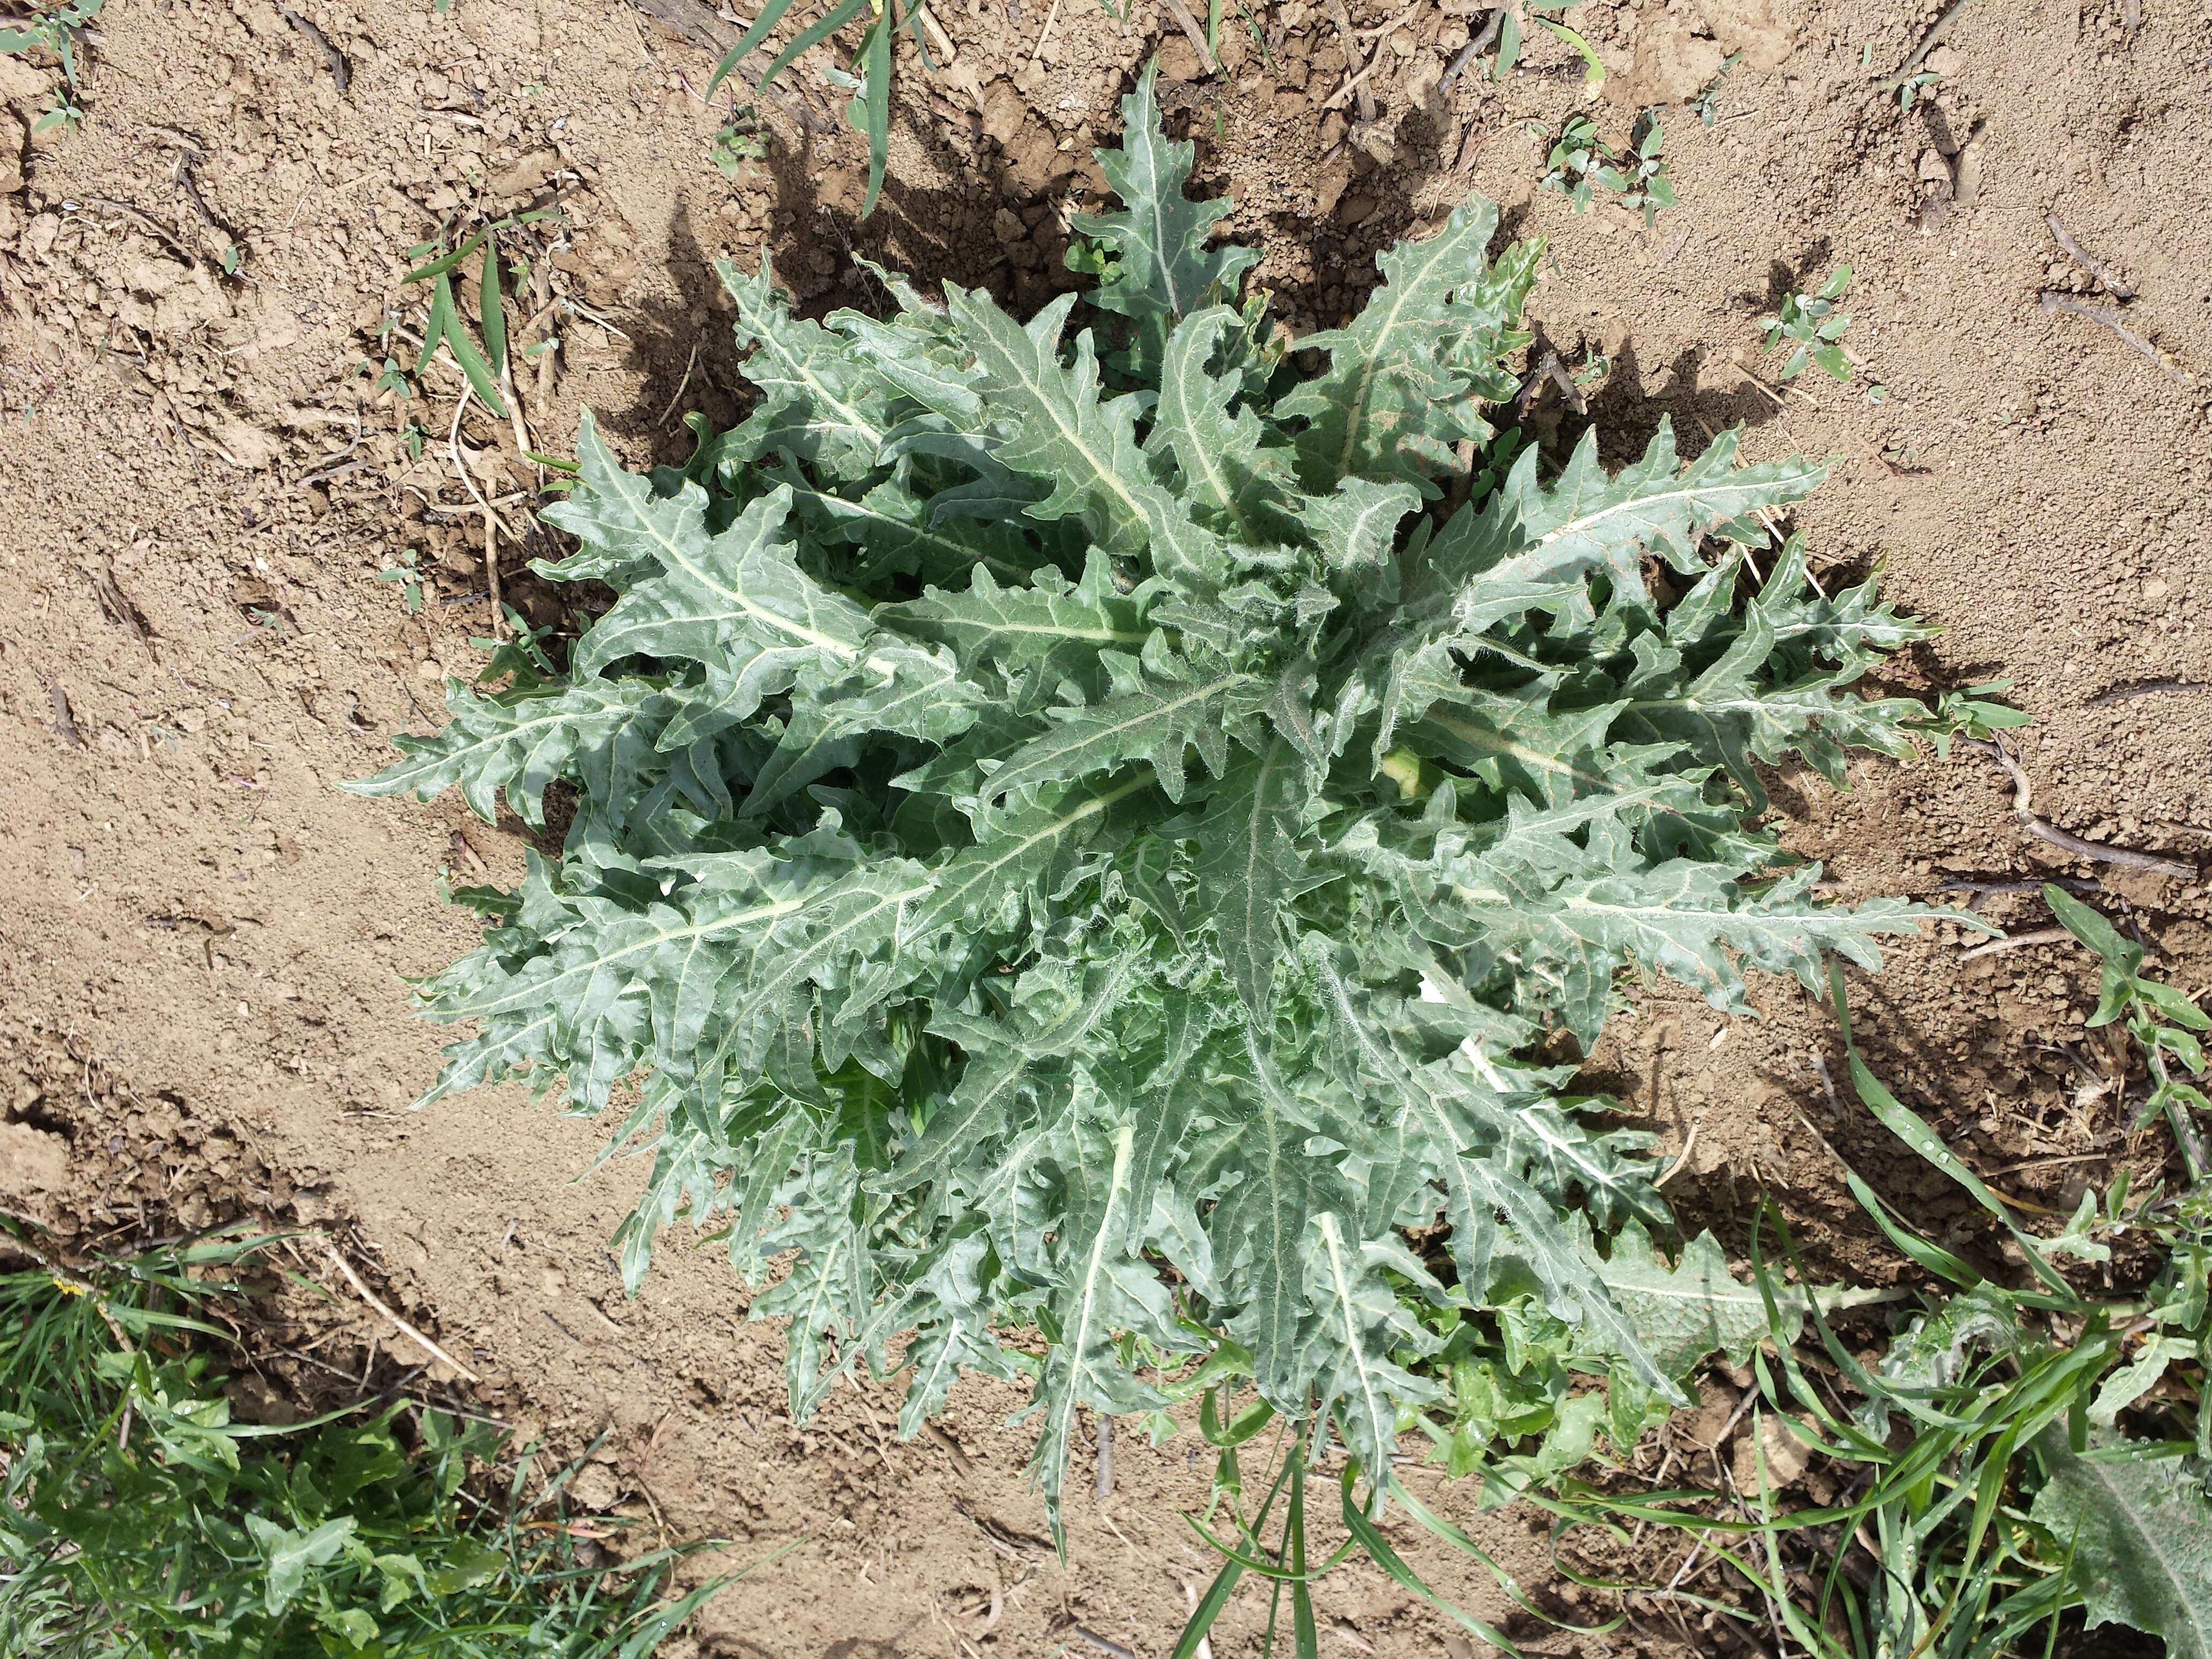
[353,66,1955,1539]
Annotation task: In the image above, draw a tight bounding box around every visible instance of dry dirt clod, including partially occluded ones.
[569,1460,622,1512]
[1731,1412,1813,1496]
[1157,0,1219,76]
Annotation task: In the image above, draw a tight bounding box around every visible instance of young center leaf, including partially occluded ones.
[355,67,1962,1541]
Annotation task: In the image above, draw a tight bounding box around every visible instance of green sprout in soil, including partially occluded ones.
[1690,48,1742,125]
[712,103,770,181]
[2048,881,2211,1178]
[1537,111,1676,225]
[708,0,915,218]
[0,1224,763,1655]
[1765,263,1856,383]
[375,547,428,615]
[0,0,102,133]
[1493,0,1604,89]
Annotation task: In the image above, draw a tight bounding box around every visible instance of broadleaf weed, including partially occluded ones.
[1765,263,1855,383]
[0,0,102,133]
[1537,111,1675,224]
[0,1224,765,1655]
[346,60,2097,1652]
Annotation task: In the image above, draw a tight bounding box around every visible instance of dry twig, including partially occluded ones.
[48,681,84,748]
[482,502,505,639]
[69,197,198,266]
[277,6,350,91]
[1326,0,1377,126]
[1878,0,1974,92]
[1159,0,1219,74]
[2086,677,2207,707]
[2041,292,2195,386]
[1440,4,1507,93]
[320,1241,481,1381]
[923,1420,976,1476]
[1655,1119,1702,1188]
[1959,925,2074,961]
[446,378,521,543]
[2044,213,2133,299]
[1028,0,1063,70]
[80,558,153,648]
[1321,52,1390,113]
[1962,738,2196,880]
[653,339,701,428]
[1355,0,1424,40]
[449,829,491,879]
[626,0,742,49]
[1066,1627,1138,1659]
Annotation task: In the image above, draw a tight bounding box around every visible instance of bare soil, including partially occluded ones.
[3,0,2210,1652]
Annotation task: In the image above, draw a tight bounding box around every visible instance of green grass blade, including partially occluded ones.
[414,275,453,376]
[763,0,870,90]
[1844,1169,1982,1286]
[1391,1476,1624,1635]
[1338,1469,1523,1655]
[1171,1555,1245,1659]
[1288,1451,1318,1659]
[401,230,490,286]
[480,241,508,382]
[1829,960,2074,1295]
[859,7,891,219]
[708,0,798,97]
[435,274,510,417]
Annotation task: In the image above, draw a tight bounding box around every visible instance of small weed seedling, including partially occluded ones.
[713,103,771,180]
[376,545,427,614]
[2046,881,2211,1176]
[1537,111,1676,224]
[399,230,518,416]
[382,208,564,420]
[1608,114,1677,226]
[0,0,102,133]
[1536,113,1606,210]
[1690,49,1742,125]
[1764,264,1854,383]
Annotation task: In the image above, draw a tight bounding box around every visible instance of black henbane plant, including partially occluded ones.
[355,67,1955,1540]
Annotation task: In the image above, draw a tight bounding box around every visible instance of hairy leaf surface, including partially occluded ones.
[356,68,1961,1542]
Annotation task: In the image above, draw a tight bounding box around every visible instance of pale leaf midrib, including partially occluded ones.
[991,335,1149,534]
[1333,234,1460,481]
[742,293,885,455]
[987,670,1249,798]
[601,467,864,660]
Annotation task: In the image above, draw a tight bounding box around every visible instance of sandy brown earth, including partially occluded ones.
[3,0,2210,1652]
